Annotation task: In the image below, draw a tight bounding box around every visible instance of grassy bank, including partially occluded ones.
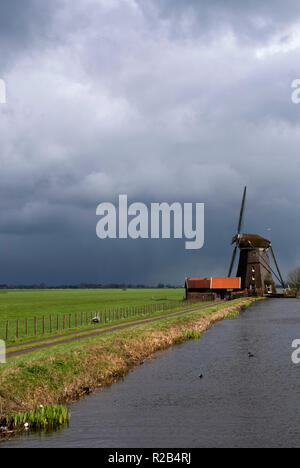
[0,297,259,435]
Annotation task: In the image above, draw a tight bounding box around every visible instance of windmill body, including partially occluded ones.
[236,234,276,294]
[228,188,284,296]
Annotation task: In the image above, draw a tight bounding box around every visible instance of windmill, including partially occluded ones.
[228,186,285,295]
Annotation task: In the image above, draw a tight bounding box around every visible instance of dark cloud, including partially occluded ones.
[0,0,299,285]
[0,0,61,71]
[141,0,300,43]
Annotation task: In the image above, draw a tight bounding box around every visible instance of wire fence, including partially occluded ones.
[0,297,214,342]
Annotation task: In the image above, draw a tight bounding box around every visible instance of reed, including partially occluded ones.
[3,405,70,431]
[226,310,240,319]
[185,330,202,340]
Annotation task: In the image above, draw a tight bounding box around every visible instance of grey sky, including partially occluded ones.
[0,0,299,285]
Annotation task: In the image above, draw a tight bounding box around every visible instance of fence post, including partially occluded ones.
[16,320,19,339]
[50,315,52,333]
[6,320,9,340]
[34,317,37,336]
[42,316,45,334]
[57,315,59,331]
[69,314,71,329]
[25,318,28,337]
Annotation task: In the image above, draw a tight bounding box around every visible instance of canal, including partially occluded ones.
[3,298,300,448]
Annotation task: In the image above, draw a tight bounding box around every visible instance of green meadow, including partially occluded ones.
[0,289,186,342]
[0,288,185,319]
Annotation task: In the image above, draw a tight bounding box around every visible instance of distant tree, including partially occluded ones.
[287,267,300,291]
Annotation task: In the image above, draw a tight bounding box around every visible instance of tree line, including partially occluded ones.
[287,267,300,291]
[0,283,181,290]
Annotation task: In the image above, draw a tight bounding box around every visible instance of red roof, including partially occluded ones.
[186,277,241,290]
[186,278,211,289]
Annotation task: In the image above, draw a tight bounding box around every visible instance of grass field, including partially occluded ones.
[0,289,186,342]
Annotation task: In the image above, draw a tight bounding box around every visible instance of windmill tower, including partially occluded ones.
[228,187,284,296]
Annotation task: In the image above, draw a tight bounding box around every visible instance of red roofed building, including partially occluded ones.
[185,277,242,300]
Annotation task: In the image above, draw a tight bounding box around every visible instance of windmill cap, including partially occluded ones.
[238,234,271,249]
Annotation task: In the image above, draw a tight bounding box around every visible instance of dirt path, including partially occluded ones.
[7,302,224,358]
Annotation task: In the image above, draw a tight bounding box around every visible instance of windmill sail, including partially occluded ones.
[228,187,283,295]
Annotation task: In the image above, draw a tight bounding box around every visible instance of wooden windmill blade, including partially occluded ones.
[237,186,247,236]
[228,245,238,277]
[228,186,247,277]
[270,245,285,289]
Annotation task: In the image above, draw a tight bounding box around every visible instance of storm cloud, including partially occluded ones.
[0,0,299,285]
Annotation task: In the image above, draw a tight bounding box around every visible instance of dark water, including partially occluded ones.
[3,299,300,448]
